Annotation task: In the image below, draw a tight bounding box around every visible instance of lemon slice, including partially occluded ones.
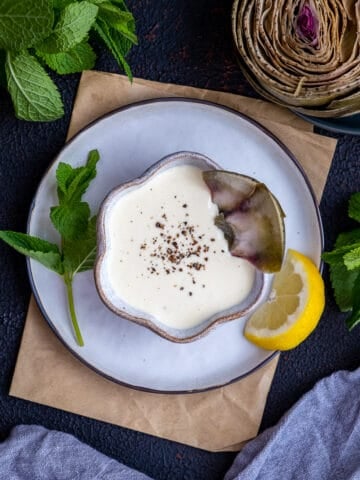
[244,249,325,351]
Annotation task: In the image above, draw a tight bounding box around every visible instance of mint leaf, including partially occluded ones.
[55,150,99,203]
[335,228,360,248]
[328,260,360,311]
[0,231,63,274]
[0,151,101,346]
[93,18,133,79]
[323,236,360,311]
[5,51,64,122]
[344,246,360,270]
[37,41,96,74]
[0,0,53,51]
[37,2,98,54]
[50,150,99,240]
[110,0,129,8]
[63,215,97,274]
[348,193,360,223]
[89,0,129,8]
[98,3,137,44]
[322,242,360,265]
[346,272,360,330]
[53,0,74,8]
[51,202,90,240]
[56,162,77,198]
[0,50,6,87]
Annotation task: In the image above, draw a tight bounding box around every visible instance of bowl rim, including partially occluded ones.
[94,150,265,343]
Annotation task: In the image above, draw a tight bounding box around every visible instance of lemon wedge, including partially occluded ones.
[244,249,325,351]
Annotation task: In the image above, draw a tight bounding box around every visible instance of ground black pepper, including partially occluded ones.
[140,202,218,294]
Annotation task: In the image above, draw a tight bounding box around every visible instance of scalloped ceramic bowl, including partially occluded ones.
[95,151,264,343]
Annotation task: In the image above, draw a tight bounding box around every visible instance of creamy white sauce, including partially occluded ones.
[106,165,256,329]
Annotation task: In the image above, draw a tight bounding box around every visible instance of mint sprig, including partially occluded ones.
[0,149,100,346]
[322,193,360,330]
[0,0,137,122]
[0,0,54,51]
[36,2,99,54]
[37,41,97,75]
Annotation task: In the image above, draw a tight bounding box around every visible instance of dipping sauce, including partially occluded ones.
[106,164,256,329]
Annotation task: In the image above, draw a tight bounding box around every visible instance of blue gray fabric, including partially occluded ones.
[225,368,360,480]
[1,368,360,480]
[0,425,152,480]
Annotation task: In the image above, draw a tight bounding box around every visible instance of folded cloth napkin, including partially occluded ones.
[225,368,360,480]
[1,368,360,480]
[0,425,152,480]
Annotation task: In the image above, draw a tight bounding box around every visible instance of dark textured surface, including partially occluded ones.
[0,1,359,479]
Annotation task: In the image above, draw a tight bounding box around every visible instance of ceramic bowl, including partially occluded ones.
[95,151,264,343]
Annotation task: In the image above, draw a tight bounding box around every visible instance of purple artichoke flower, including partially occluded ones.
[296,2,319,46]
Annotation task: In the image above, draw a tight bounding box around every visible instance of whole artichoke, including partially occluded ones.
[232,0,360,117]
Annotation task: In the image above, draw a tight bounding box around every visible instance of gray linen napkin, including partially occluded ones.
[0,425,152,480]
[1,368,360,480]
[225,368,360,480]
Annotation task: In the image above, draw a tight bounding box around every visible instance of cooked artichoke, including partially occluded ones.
[232,0,360,117]
[203,170,285,273]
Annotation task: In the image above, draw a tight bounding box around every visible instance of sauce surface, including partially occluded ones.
[106,165,256,329]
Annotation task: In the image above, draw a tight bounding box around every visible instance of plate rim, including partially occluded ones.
[26,97,323,394]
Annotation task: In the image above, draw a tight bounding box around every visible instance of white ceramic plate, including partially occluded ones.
[27,99,323,393]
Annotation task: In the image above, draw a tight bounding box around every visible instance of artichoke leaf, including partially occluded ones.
[203,170,285,273]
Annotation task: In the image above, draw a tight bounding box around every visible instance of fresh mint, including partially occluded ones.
[6,51,64,121]
[93,18,133,80]
[36,2,99,54]
[97,2,138,44]
[50,150,99,239]
[0,0,137,121]
[349,193,360,222]
[37,41,96,74]
[0,0,53,51]
[0,150,100,346]
[322,193,360,330]
[0,50,7,87]
[0,232,63,274]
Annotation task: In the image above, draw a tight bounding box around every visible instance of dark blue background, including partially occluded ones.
[0,1,359,478]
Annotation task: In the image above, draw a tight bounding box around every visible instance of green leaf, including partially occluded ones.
[89,0,130,9]
[56,150,99,203]
[37,41,96,74]
[0,50,6,87]
[51,150,99,239]
[0,231,63,274]
[93,18,133,79]
[344,246,360,270]
[51,202,90,240]
[335,228,360,248]
[346,272,360,330]
[56,163,74,198]
[327,260,360,311]
[110,0,129,9]
[98,3,137,44]
[63,215,97,274]
[53,0,74,8]
[0,0,53,51]
[37,1,98,54]
[5,51,64,122]
[322,242,360,265]
[348,193,360,223]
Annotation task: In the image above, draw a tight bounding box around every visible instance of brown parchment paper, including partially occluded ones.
[9,72,337,452]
